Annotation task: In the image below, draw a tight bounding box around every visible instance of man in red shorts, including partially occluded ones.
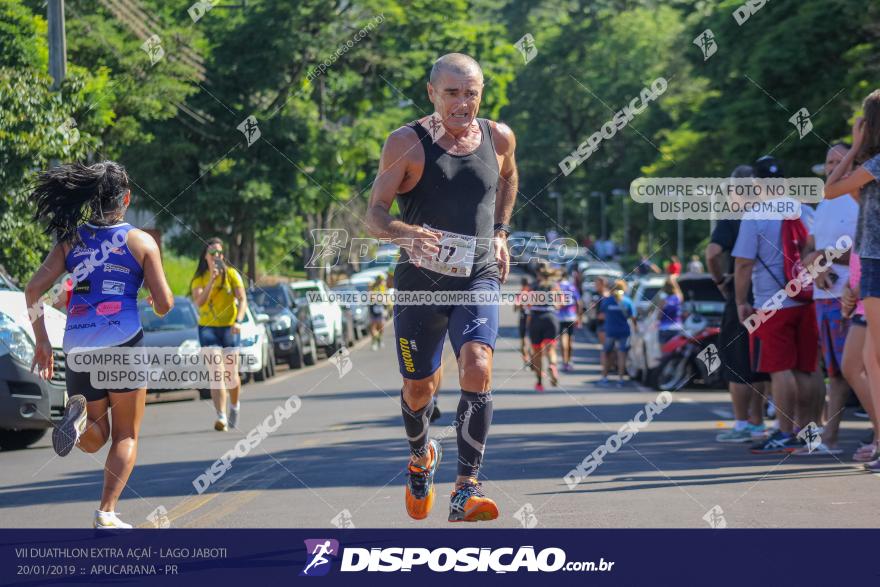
[733,156,819,454]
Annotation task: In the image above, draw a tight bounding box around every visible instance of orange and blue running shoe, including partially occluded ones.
[405,438,442,520]
[448,479,499,522]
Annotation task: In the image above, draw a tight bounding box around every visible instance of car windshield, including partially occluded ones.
[139,302,197,331]
[640,286,662,301]
[680,280,725,302]
[0,273,17,291]
[249,286,288,310]
[291,285,322,304]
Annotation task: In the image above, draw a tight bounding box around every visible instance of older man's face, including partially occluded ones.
[825,145,849,177]
[428,69,483,131]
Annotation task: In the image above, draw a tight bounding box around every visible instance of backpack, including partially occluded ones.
[757,218,813,303]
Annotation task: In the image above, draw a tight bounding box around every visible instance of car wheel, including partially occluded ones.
[0,428,47,451]
[254,346,267,382]
[289,339,304,369]
[304,334,318,366]
[656,355,694,392]
[325,332,340,357]
[267,345,276,377]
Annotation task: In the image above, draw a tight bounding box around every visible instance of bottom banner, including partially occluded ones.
[1,529,877,585]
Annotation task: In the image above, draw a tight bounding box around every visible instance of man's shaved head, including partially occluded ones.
[430,53,483,86]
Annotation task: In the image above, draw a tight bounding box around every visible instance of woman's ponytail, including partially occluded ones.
[31,161,130,244]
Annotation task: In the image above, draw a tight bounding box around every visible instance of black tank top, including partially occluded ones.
[395,118,500,291]
[529,279,556,313]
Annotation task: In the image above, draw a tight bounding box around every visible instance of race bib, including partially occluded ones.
[419,224,476,277]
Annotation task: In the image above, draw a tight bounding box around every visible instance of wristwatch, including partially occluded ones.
[493,223,512,237]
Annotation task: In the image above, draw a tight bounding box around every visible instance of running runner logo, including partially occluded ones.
[306,229,348,269]
[140,34,164,66]
[146,505,170,529]
[702,505,727,529]
[789,108,813,139]
[515,33,538,64]
[693,29,717,61]
[513,503,538,528]
[237,115,261,147]
[301,539,339,576]
[56,117,80,147]
[696,344,721,375]
[797,421,822,453]
[420,112,446,143]
[328,347,352,378]
[330,509,356,529]
[463,317,488,336]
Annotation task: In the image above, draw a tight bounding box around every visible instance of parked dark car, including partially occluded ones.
[248,285,317,369]
[139,296,202,395]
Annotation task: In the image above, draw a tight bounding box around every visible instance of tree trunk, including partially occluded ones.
[247,226,257,285]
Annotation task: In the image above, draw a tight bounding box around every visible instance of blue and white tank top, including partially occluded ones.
[63,222,144,352]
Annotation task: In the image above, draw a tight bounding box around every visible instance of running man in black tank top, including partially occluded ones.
[366,53,518,523]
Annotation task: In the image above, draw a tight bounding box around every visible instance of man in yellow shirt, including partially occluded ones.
[191,238,248,431]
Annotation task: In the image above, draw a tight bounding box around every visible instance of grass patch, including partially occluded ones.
[163,253,198,296]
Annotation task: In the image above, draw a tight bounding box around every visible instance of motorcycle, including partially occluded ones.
[654,314,723,392]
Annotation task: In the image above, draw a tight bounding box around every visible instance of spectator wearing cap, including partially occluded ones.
[733,156,820,454]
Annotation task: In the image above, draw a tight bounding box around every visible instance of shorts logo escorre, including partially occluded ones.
[399,338,416,373]
[463,317,488,335]
[73,280,91,294]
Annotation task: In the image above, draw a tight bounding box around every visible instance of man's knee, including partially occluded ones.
[402,375,438,409]
[458,343,492,391]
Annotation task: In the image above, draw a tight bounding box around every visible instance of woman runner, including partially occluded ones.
[26,161,173,529]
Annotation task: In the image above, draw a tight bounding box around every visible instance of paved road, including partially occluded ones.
[1,278,878,528]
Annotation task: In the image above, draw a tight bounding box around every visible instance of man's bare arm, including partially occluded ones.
[705,243,726,282]
[366,129,417,240]
[492,122,518,227]
[734,257,755,319]
[365,128,440,260]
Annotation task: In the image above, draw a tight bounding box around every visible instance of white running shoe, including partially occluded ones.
[53,395,88,457]
[792,442,842,456]
[94,510,133,529]
[229,405,239,429]
[214,413,228,431]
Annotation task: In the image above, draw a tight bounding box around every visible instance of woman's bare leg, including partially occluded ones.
[99,388,146,513]
[77,397,110,454]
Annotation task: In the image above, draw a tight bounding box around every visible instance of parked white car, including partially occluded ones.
[631,274,668,318]
[0,275,68,450]
[238,304,275,383]
[289,280,344,355]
